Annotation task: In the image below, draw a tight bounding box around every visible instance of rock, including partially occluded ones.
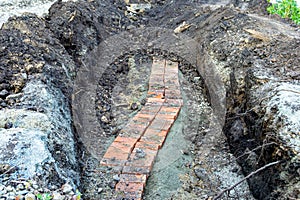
[16,184,24,191]
[6,196,15,200]
[52,191,64,200]
[101,115,109,123]
[5,186,13,192]
[113,175,120,182]
[97,188,103,193]
[25,193,35,200]
[62,183,73,194]
[0,90,8,98]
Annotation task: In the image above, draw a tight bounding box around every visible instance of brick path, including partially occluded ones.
[100,58,183,200]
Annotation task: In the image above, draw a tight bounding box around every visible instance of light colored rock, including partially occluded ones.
[62,183,73,194]
[52,191,64,200]
[25,193,35,200]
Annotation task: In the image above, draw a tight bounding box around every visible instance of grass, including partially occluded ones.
[267,0,300,24]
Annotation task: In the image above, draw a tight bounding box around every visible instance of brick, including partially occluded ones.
[107,165,123,174]
[159,106,181,117]
[165,60,178,68]
[140,129,168,148]
[146,98,165,104]
[126,148,158,169]
[164,89,182,99]
[135,141,160,150]
[119,124,147,139]
[115,182,144,199]
[148,117,174,131]
[151,67,165,74]
[101,145,131,163]
[147,90,164,99]
[164,79,180,88]
[100,157,127,167]
[149,74,164,81]
[114,136,139,145]
[119,174,147,185]
[148,82,165,91]
[122,165,151,175]
[156,113,177,120]
[116,194,142,200]
[132,113,155,123]
[164,99,183,107]
[139,105,162,115]
[152,58,166,70]
[130,117,151,127]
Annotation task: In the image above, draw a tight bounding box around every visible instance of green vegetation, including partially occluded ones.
[267,0,300,24]
[36,193,52,200]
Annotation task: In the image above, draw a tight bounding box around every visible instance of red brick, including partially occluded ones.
[165,60,178,68]
[139,105,162,115]
[115,182,144,199]
[100,157,127,167]
[135,141,160,150]
[130,117,151,127]
[126,148,158,169]
[102,145,131,162]
[164,79,180,88]
[146,98,165,104]
[119,174,147,185]
[114,136,139,145]
[148,117,174,131]
[164,99,183,107]
[133,113,155,123]
[119,124,147,139]
[164,89,182,99]
[159,106,181,117]
[156,113,177,120]
[147,90,164,99]
[122,165,151,175]
[140,129,168,148]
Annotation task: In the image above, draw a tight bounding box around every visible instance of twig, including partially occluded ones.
[235,142,276,160]
[0,165,17,177]
[213,160,281,200]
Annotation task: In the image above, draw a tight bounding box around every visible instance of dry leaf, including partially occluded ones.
[174,21,191,33]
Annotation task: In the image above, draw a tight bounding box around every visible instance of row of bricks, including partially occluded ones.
[100,105,181,167]
[148,58,180,100]
[100,58,183,199]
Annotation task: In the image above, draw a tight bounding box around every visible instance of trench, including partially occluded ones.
[0,0,293,199]
[74,32,258,199]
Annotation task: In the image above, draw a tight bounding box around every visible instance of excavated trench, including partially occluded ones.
[0,0,299,200]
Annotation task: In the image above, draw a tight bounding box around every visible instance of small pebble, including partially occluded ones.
[62,183,73,194]
[16,184,25,190]
[113,175,120,181]
[98,188,103,193]
[6,186,13,192]
[25,193,35,200]
[52,191,64,200]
